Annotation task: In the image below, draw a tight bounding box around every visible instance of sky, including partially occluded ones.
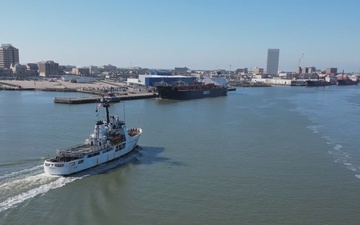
[1,0,360,72]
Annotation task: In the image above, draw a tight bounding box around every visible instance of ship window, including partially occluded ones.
[78,160,84,164]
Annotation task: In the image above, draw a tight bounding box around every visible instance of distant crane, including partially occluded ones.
[298,53,304,68]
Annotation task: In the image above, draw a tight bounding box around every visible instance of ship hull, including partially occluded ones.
[336,80,358,85]
[306,80,331,87]
[44,134,140,176]
[157,86,227,100]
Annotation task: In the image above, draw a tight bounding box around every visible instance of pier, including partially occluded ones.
[54,93,157,104]
[0,80,158,104]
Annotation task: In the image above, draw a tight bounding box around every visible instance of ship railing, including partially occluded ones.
[57,144,85,152]
[57,145,106,158]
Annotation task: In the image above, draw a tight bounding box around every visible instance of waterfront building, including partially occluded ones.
[72,67,90,76]
[254,74,271,79]
[235,68,248,75]
[304,67,316,74]
[102,64,117,71]
[252,77,293,86]
[174,67,189,74]
[10,63,26,75]
[0,67,12,76]
[38,60,59,77]
[150,71,172,75]
[326,67,337,76]
[0,44,19,69]
[253,67,264,75]
[211,69,227,76]
[298,73,318,80]
[266,49,280,75]
[127,74,196,86]
[60,65,76,74]
[278,72,293,79]
[89,65,99,74]
[297,66,316,74]
[26,63,39,76]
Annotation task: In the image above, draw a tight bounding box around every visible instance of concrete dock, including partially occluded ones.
[0,80,157,104]
[54,93,157,104]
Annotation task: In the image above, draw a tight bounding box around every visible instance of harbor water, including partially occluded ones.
[1,86,360,225]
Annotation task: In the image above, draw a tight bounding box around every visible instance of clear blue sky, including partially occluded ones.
[1,0,360,72]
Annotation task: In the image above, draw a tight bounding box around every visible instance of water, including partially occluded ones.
[1,87,360,224]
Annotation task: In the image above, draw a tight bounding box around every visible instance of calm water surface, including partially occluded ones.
[1,86,360,225]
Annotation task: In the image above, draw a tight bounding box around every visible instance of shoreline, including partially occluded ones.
[0,79,124,91]
[0,79,158,103]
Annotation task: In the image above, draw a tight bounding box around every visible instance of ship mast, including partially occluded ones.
[101,99,110,124]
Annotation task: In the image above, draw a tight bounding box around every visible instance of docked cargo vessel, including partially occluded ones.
[306,80,331,87]
[44,99,142,175]
[336,79,358,85]
[156,83,227,100]
[336,74,359,86]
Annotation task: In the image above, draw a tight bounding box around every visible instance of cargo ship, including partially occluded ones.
[336,73,359,86]
[336,78,358,85]
[44,99,142,176]
[156,82,228,100]
[306,80,331,87]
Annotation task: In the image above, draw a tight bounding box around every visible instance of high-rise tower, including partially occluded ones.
[0,44,19,69]
[266,49,280,75]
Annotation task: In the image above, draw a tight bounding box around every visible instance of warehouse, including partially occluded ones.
[127,74,197,87]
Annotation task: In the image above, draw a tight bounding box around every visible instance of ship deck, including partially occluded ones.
[47,144,113,162]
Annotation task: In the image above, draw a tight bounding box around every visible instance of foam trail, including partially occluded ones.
[344,163,356,172]
[0,175,80,213]
[334,144,343,151]
[0,173,54,195]
[0,165,43,181]
[0,151,140,213]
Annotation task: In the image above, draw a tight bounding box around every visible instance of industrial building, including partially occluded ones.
[127,74,197,86]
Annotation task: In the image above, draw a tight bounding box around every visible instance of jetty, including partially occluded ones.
[54,93,157,104]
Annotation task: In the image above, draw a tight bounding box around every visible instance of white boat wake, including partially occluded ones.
[0,150,141,213]
[0,165,82,213]
[0,165,43,181]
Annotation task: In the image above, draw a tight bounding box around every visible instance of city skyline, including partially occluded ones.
[1,0,360,72]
